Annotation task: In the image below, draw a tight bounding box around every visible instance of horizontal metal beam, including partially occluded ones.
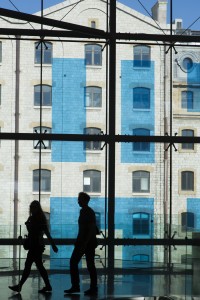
[0,238,199,246]
[0,132,200,143]
[0,28,105,39]
[0,27,200,44]
[116,32,200,43]
[0,7,106,38]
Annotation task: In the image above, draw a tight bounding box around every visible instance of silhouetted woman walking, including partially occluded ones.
[9,200,58,294]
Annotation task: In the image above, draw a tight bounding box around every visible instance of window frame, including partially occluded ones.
[133,128,150,152]
[181,129,194,150]
[85,44,102,66]
[85,86,102,108]
[83,170,101,193]
[34,84,52,107]
[133,87,150,110]
[33,169,51,193]
[33,126,52,150]
[0,41,2,63]
[132,171,150,193]
[181,90,193,110]
[132,212,150,235]
[84,127,101,151]
[34,41,52,64]
[181,171,194,191]
[181,212,194,231]
[133,45,151,68]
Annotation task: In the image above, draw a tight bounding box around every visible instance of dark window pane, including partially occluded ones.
[181,91,193,109]
[84,128,101,150]
[182,129,194,150]
[133,128,150,151]
[181,171,194,191]
[133,87,150,109]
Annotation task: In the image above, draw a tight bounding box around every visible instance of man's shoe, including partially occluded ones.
[84,287,98,295]
[8,285,21,293]
[38,286,52,293]
[64,286,80,294]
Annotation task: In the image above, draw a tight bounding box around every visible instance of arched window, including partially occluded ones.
[132,171,150,193]
[132,213,150,235]
[133,87,150,109]
[33,126,51,149]
[181,91,193,110]
[133,45,151,67]
[84,128,101,150]
[181,171,194,191]
[181,212,194,231]
[33,169,51,192]
[85,86,102,107]
[83,170,101,193]
[181,129,194,150]
[34,85,52,106]
[35,42,52,64]
[85,44,102,66]
[133,128,150,152]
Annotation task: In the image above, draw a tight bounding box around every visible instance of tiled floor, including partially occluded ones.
[2,268,199,300]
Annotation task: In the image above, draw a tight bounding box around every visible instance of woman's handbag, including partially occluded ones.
[23,235,30,250]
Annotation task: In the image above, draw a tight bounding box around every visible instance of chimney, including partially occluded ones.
[151,0,168,25]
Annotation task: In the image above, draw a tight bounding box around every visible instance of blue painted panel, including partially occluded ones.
[121,61,155,163]
[51,58,86,162]
[186,63,200,112]
[187,198,200,230]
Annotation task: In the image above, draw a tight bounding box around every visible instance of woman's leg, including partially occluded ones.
[34,251,51,288]
[19,251,34,287]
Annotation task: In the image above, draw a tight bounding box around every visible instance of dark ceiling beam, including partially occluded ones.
[0,132,200,143]
[0,27,199,43]
[0,28,106,39]
[116,32,200,43]
[0,7,106,37]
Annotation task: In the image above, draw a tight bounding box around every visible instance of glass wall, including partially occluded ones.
[0,1,200,280]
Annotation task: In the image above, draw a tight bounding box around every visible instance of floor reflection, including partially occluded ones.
[1,270,199,300]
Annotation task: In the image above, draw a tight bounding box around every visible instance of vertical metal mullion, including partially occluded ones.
[38,0,44,203]
[108,0,116,271]
[169,0,173,268]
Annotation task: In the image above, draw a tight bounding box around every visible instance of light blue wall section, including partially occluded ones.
[187,198,200,230]
[187,63,200,112]
[51,58,86,162]
[121,61,155,163]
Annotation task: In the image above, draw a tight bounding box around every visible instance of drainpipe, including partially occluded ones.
[13,35,20,262]
[164,44,169,265]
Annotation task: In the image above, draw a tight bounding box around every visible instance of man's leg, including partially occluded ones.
[64,246,83,293]
[84,246,98,295]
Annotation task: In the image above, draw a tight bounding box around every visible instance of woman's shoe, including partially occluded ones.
[38,286,52,293]
[8,284,21,293]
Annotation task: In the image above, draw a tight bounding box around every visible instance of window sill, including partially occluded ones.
[34,64,52,67]
[86,65,102,69]
[179,190,195,195]
[33,149,51,153]
[34,106,52,109]
[87,192,101,197]
[85,150,102,154]
[132,193,150,196]
[32,192,51,195]
[85,107,102,110]
[133,109,151,112]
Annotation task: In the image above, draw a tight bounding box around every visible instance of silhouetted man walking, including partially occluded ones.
[64,192,98,296]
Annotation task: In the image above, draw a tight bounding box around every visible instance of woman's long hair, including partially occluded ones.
[29,200,47,226]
